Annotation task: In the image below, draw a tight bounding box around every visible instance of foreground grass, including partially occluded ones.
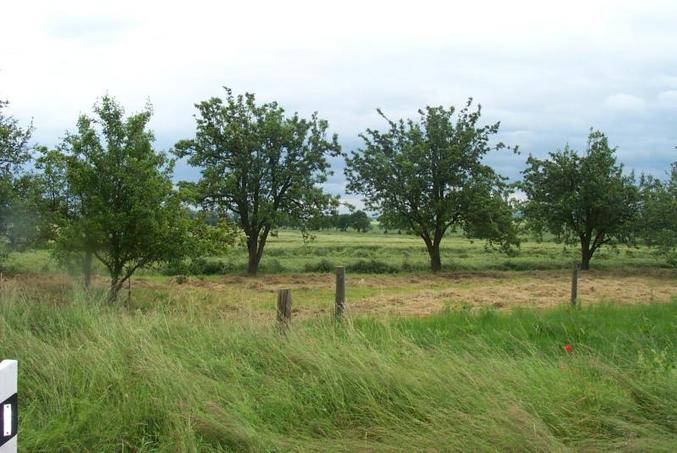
[0,290,675,451]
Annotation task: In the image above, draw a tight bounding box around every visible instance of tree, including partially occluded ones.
[350,210,372,232]
[638,162,676,265]
[54,95,212,301]
[336,213,352,231]
[34,147,97,286]
[175,88,341,275]
[520,130,639,270]
[0,100,33,264]
[345,101,519,272]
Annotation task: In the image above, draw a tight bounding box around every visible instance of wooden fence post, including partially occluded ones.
[570,262,578,306]
[335,266,345,319]
[276,288,292,330]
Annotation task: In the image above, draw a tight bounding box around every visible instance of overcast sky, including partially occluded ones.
[2,0,676,207]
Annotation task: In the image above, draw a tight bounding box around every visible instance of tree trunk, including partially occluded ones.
[83,251,93,289]
[429,244,442,273]
[108,271,125,304]
[422,234,442,273]
[580,237,592,270]
[108,279,120,303]
[247,237,260,275]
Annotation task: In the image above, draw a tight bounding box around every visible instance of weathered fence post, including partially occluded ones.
[276,288,292,330]
[335,266,345,319]
[570,262,578,306]
[0,360,18,452]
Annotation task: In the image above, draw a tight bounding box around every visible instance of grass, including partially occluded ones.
[1,285,675,452]
[2,229,672,276]
[1,229,674,451]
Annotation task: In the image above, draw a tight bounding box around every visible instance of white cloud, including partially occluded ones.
[604,93,647,112]
[1,0,676,182]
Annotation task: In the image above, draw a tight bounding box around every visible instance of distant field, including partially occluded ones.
[3,229,672,276]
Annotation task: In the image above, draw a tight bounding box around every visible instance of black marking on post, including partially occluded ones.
[0,392,17,447]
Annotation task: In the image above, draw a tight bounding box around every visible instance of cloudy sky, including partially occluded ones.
[1,0,676,206]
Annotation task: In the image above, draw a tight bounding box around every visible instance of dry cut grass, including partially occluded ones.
[2,269,675,320]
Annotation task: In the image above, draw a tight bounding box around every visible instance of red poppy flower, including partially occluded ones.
[564,344,573,352]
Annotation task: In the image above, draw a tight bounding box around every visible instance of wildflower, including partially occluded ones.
[564,343,573,352]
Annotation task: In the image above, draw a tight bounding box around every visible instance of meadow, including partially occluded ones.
[1,230,676,452]
[4,228,673,276]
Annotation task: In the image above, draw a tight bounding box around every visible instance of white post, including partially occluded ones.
[0,360,17,453]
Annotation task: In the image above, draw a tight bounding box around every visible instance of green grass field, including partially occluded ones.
[3,229,672,276]
[1,290,675,452]
[1,230,676,451]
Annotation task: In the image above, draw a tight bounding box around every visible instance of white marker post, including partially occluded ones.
[0,360,17,453]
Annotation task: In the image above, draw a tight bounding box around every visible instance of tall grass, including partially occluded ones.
[1,288,675,451]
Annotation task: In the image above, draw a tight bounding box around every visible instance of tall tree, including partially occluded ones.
[520,130,639,270]
[638,162,676,265]
[175,88,341,275]
[0,100,33,264]
[345,101,519,272]
[54,95,211,301]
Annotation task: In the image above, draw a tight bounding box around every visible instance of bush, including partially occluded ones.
[259,259,287,273]
[347,259,399,274]
[303,259,335,273]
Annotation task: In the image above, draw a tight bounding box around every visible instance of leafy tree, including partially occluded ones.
[53,95,225,301]
[0,100,32,176]
[345,101,519,272]
[0,100,33,264]
[520,130,639,270]
[638,162,676,265]
[175,88,341,275]
[350,210,372,232]
[336,213,352,231]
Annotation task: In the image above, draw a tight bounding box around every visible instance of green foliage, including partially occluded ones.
[50,95,225,300]
[638,163,677,265]
[346,258,399,273]
[349,210,372,232]
[345,100,519,272]
[1,291,675,451]
[520,130,640,269]
[0,100,34,265]
[175,87,341,274]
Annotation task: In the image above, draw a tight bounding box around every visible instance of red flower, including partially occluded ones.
[564,344,573,352]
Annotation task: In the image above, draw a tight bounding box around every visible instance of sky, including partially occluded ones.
[1,0,676,208]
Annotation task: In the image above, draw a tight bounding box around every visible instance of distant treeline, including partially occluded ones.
[277,210,372,232]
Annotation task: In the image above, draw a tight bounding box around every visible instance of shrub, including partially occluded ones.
[304,259,335,273]
[260,259,286,273]
[347,259,399,274]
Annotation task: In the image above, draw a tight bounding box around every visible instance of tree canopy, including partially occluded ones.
[0,100,34,264]
[345,101,519,272]
[520,130,640,269]
[175,88,341,274]
[51,95,226,300]
[638,162,676,265]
